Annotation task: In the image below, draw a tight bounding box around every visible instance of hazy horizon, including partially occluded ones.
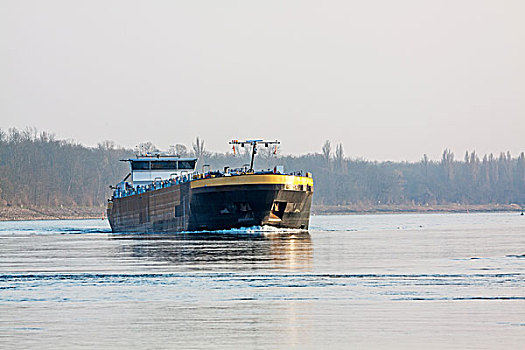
[2,1,524,161]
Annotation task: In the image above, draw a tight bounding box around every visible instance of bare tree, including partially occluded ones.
[168,144,188,157]
[322,140,332,164]
[192,137,205,158]
[176,144,188,157]
[334,143,345,172]
[98,140,116,150]
[260,143,280,160]
[192,137,210,170]
[38,131,55,143]
[441,148,455,181]
[137,142,158,154]
[421,154,429,176]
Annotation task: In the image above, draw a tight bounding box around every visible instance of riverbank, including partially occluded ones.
[0,205,106,221]
[311,203,523,215]
[0,203,522,221]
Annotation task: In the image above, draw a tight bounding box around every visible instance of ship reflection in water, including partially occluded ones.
[111,230,313,271]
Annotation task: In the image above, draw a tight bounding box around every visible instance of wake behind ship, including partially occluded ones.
[107,140,313,233]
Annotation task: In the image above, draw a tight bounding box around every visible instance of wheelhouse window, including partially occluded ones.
[151,161,178,170]
[131,161,150,170]
[178,160,196,169]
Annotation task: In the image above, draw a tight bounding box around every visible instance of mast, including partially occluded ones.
[229,139,280,172]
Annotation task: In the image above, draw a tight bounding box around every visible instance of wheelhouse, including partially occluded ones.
[123,156,197,187]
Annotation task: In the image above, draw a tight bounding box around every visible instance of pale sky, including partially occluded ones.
[1,1,524,161]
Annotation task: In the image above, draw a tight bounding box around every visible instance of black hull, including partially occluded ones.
[107,175,313,233]
[189,184,312,231]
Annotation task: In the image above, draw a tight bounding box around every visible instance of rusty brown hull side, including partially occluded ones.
[107,182,191,233]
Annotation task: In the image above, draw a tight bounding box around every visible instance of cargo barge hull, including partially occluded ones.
[107,174,313,233]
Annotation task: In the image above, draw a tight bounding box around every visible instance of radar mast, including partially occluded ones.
[229,139,280,172]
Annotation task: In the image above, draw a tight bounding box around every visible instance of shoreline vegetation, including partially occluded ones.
[1,128,524,221]
[1,204,522,222]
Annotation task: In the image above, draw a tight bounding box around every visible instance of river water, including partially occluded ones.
[1,213,524,349]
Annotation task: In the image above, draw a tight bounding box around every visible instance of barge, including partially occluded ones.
[107,140,313,233]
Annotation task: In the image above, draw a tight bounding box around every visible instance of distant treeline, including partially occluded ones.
[1,128,524,207]
[0,128,131,207]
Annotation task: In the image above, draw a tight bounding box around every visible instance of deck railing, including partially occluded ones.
[111,169,312,199]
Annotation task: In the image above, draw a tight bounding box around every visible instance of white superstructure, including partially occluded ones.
[123,155,197,187]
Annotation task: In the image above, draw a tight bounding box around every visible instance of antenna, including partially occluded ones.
[229,139,280,172]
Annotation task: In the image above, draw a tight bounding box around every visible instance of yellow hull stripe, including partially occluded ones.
[190,174,313,189]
